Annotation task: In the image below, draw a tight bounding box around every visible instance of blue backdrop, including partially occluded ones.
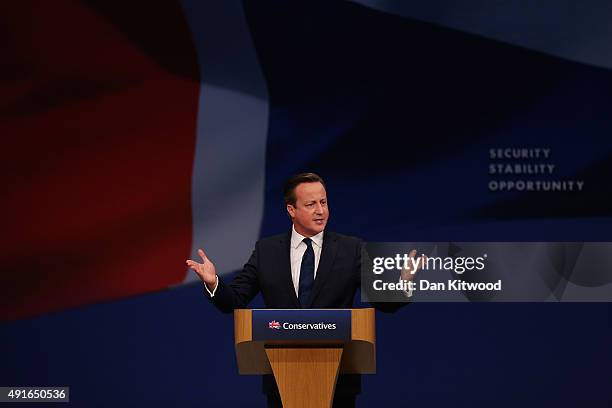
[2,1,612,407]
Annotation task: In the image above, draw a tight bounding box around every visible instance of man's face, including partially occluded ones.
[287,182,329,237]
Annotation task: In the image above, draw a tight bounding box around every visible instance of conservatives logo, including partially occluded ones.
[267,320,337,330]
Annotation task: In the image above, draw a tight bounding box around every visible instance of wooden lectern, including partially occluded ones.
[234,308,375,408]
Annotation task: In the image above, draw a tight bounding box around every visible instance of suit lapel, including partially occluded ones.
[279,232,300,308]
[306,231,338,308]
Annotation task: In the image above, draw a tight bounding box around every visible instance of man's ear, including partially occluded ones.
[286,204,296,218]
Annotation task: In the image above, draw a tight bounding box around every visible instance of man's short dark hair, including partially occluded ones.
[283,172,326,206]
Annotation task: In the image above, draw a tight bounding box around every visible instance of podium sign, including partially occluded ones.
[252,309,351,341]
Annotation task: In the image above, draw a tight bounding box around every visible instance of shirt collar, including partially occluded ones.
[291,224,324,249]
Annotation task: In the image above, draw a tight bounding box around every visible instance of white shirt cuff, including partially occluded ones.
[399,277,414,298]
[204,275,219,297]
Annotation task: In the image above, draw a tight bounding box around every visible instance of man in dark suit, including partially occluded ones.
[186,173,417,407]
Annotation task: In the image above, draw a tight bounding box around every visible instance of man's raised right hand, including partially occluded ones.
[186,249,217,290]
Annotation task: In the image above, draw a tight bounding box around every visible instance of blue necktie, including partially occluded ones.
[298,238,315,308]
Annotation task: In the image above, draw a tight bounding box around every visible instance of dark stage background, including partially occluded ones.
[2,1,611,406]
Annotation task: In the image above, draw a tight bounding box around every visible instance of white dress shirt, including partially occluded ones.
[290,225,324,297]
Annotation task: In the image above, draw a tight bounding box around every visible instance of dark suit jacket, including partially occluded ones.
[207,230,406,394]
